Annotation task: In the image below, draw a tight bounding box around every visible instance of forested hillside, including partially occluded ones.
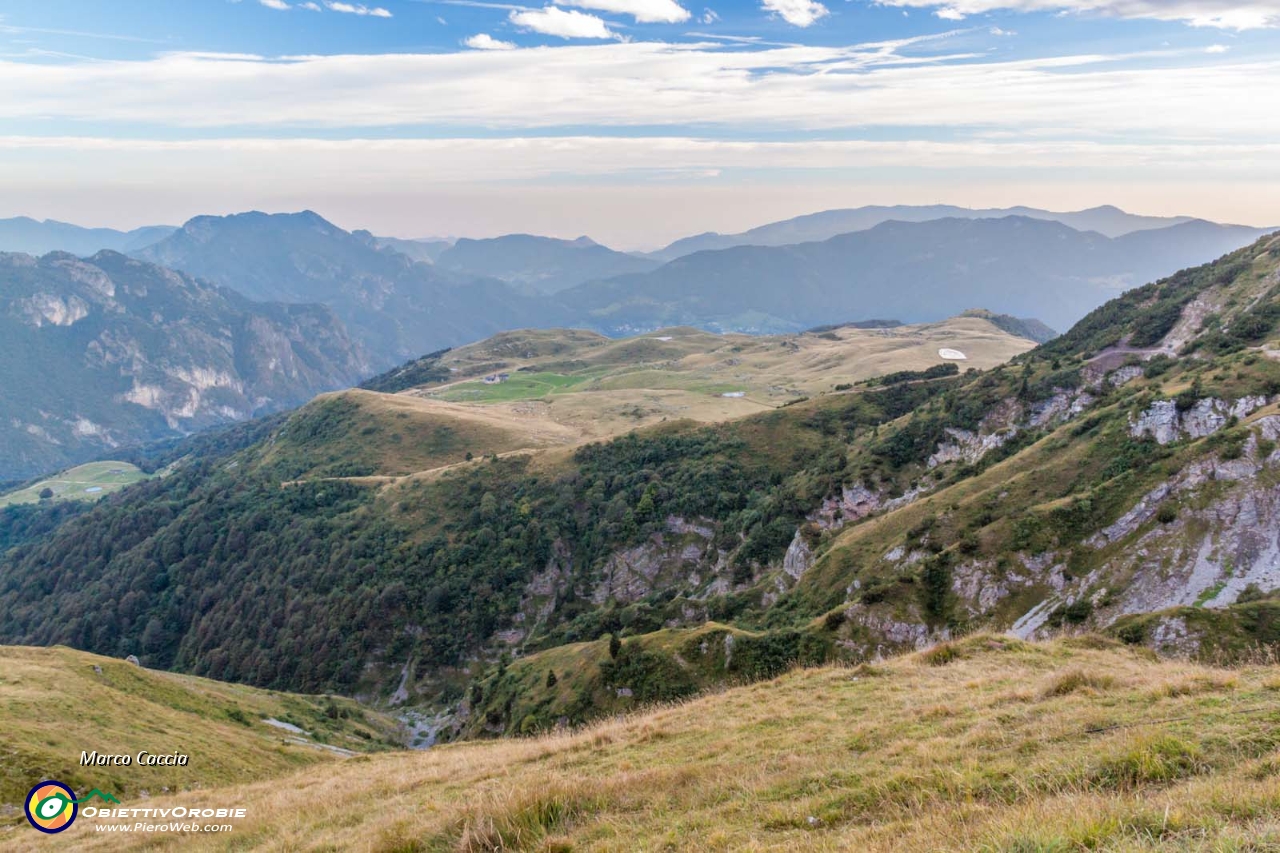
[0,378,947,696]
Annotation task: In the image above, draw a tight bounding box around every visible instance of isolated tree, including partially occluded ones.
[545,670,558,689]
[38,487,53,500]
[608,632,622,659]
[636,486,657,521]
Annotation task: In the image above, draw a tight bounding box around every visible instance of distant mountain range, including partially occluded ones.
[119,208,1273,346]
[0,250,368,479]
[135,211,557,367]
[568,216,1274,333]
[434,234,658,294]
[0,206,1272,481]
[0,217,176,257]
[647,204,1217,261]
[372,235,453,264]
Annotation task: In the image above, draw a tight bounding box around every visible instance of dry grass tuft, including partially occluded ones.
[1088,733,1208,792]
[849,662,888,678]
[918,641,964,667]
[1041,668,1118,698]
[1149,672,1238,699]
[452,781,606,852]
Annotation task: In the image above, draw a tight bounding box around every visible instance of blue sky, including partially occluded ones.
[1,0,1278,247]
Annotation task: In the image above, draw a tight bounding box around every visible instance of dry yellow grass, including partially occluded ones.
[0,646,400,815]
[284,317,1032,486]
[21,635,1280,852]
[427,317,1031,408]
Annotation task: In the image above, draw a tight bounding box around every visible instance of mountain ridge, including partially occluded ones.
[570,215,1273,333]
[0,217,176,257]
[648,203,1240,260]
[136,210,560,367]
[435,233,659,293]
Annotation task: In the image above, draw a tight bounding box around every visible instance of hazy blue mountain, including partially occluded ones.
[136,211,556,366]
[435,234,660,294]
[568,217,1273,334]
[0,217,176,257]
[649,204,1209,261]
[0,250,370,480]
[374,235,454,264]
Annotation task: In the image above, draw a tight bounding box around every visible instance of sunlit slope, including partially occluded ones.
[428,316,1035,404]
[25,636,1280,851]
[0,646,401,815]
[317,315,1037,482]
[257,388,582,481]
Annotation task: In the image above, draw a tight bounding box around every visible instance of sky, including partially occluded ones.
[1,0,1279,249]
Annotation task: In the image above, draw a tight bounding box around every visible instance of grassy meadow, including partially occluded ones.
[16,634,1280,851]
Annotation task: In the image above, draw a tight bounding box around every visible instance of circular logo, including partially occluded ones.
[25,781,78,834]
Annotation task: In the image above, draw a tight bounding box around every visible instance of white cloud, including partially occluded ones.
[299,2,323,9]
[509,6,615,37]
[465,32,519,48]
[874,1,1280,30]
[259,0,291,9]
[701,7,720,22]
[554,0,691,22]
[327,1,393,16]
[1205,42,1230,51]
[6,134,1280,184]
[762,0,829,26]
[1,42,1277,142]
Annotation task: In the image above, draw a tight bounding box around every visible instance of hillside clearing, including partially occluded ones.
[0,462,149,508]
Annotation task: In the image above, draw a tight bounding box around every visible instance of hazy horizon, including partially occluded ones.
[4,190,1278,253]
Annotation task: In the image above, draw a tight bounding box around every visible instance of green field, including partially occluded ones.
[435,370,596,402]
[0,460,150,508]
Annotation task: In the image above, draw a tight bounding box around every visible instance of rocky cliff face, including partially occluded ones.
[0,251,370,479]
[1129,396,1269,444]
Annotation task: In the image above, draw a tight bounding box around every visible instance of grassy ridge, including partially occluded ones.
[418,318,1034,409]
[24,635,1280,851]
[0,646,402,815]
